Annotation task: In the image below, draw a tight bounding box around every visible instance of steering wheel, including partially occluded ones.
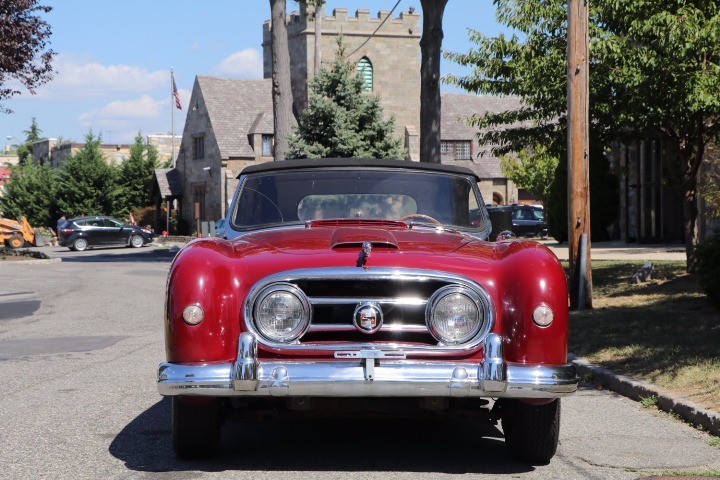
[400,213,441,224]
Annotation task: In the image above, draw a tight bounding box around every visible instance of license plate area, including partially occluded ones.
[334,349,407,380]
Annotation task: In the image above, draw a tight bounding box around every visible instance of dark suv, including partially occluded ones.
[58,216,154,251]
[487,205,548,238]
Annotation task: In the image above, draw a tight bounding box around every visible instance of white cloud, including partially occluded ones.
[33,53,168,99]
[79,95,163,122]
[77,87,190,143]
[212,48,263,78]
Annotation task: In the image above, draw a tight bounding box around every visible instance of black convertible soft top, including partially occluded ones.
[238,158,481,182]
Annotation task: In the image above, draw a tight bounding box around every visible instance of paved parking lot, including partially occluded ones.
[0,244,717,479]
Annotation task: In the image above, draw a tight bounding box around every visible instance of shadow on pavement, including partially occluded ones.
[110,397,534,475]
[57,248,177,264]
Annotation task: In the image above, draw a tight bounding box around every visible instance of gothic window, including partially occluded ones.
[357,57,373,92]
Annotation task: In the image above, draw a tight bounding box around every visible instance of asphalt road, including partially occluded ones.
[1,245,718,480]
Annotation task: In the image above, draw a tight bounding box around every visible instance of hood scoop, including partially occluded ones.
[330,227,400,250]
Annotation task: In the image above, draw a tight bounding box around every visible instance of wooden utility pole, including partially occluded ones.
[567,0,592,309]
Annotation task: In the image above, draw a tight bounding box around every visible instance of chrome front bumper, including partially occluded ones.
[157,333,577,398]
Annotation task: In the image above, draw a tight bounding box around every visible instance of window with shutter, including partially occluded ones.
[357,57,373,92]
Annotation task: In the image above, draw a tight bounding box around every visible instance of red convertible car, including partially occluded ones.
[158,158,576,463]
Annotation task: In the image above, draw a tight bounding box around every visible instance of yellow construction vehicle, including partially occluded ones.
[0,216,36,248]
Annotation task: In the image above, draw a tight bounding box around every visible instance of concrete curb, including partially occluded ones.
[0,257,61,265]
[570,354,720,436]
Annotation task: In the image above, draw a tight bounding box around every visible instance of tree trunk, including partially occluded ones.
[682,175,699,273]
[419,0,448,164]
[269,0,294,161]
[679,127,704,273]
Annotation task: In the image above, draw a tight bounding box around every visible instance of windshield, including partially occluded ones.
[231,168,491,236]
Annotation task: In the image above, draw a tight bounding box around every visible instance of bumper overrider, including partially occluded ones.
[158,333,578,398]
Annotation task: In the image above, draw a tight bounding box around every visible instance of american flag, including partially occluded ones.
[172,71,182,110]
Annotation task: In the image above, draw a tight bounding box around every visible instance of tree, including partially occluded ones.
[500,145,558,207]
[445,0,720,271]
[17,117,43,165]
[54,132,120,218]
[699,143,720,223]
[117,133,161,215]
[419,0,449,163]
[288,38,405,160]
[0,0,55,113]
[0,162,56,226]
[269,0,295,161]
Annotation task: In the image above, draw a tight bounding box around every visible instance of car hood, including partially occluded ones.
[238,221,476,256]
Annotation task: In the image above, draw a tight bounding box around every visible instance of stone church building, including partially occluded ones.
[171,7,520,231]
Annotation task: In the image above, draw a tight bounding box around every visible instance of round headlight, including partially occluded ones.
[253,284,310,343]
[533,304,554,327]
[427,286,485,345]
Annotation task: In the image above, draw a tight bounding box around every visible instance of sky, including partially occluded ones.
[1,0,506,148]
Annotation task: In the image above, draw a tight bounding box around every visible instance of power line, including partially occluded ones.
[347,0,403,58]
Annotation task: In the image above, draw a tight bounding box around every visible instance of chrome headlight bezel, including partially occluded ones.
[252,283,311,343]
[425,285,490,345]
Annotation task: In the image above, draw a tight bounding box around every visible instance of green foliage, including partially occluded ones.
[288,37,406,160]
[639,395,659,409]
[699,144,720,220]
[695,232,720,307]
[17,117,43,165]
[0,161,57,226]
[445,0,720,254]
[54,132,120,218]
[117,133,161,215]
[500,145,558,206]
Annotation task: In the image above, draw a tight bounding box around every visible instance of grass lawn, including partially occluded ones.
[569,260,720,412]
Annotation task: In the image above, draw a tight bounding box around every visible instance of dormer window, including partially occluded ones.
[262,135,274,156]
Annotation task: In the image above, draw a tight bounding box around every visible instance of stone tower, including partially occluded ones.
[262,6,421,160]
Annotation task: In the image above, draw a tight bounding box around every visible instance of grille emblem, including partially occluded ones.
[353,302,383,334]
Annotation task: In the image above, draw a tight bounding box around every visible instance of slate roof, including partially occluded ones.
[441,93,523,178]
[197,76,274,159]
[154,168,183,198]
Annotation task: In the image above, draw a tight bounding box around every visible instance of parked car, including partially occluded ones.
[487,204,548,238]
[58,216,154,251]
[158,159,576,463]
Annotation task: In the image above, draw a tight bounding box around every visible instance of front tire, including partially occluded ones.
[7,234,25,249]
[501,399,560,464]
[172,397,221,459]
[129,234,144,248]
[72,238,88,251]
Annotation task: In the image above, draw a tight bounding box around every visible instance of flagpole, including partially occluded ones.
[171,67,175,168]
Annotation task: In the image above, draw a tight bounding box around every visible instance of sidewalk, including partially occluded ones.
[539,239,687,261]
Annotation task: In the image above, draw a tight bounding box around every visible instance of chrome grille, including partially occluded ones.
[244,267,494,355]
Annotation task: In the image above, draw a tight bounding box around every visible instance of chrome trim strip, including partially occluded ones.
[158,332,577,398]
[308,297,427,306]
[307,323,428,333]
[157,361,577,398]
[244,267,495,355]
